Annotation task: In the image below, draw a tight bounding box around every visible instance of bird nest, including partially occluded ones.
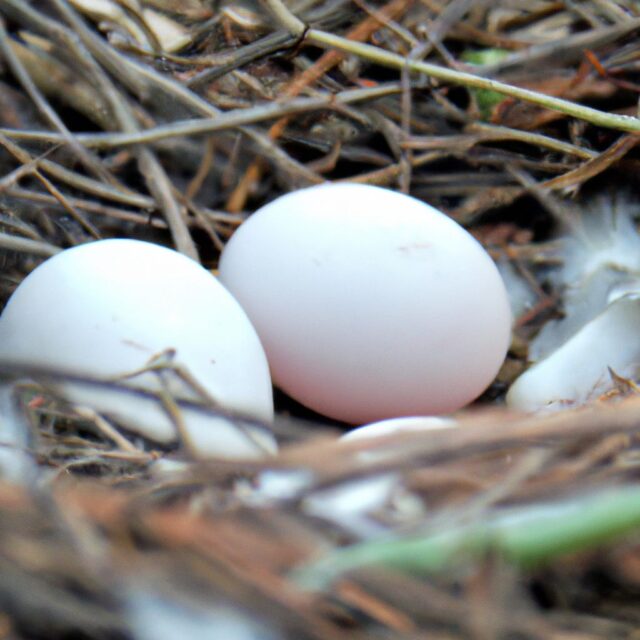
[2,1,640,638]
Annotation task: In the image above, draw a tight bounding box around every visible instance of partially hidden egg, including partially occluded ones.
[0,239,275,458]
[341,416,457,441]
[219,183,511,424]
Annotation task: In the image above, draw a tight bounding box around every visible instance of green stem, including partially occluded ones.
[306,29,640,134]
[293,487,640,590]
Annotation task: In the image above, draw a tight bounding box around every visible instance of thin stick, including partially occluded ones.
[0,134,101,238]
[0,84,407,148]
[0,17,119,188]
[305,29,640,133]
[0,232,60,256]
[261,0,306,37]
[49,0,199,260]
[225,0,412,212]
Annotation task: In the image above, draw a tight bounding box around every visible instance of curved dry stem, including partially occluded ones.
[306,29,640,134]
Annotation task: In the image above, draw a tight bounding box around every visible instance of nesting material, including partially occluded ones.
[4,2,640,636]
[69,0,191,52]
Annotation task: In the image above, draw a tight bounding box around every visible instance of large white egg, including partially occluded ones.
[0,239,275,458]
[219,183,511,423]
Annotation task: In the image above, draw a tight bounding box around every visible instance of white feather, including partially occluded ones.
[509,195,640,412]
[531,196,640,360]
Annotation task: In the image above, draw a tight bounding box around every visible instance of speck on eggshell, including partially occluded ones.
[219,183,512,424]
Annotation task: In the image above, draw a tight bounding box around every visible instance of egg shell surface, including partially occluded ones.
[219,183,511,423]
[341,416,457,441]
[0,239,275,458]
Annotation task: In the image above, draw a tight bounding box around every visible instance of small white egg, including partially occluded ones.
[0,239,275,458]
[341,416,457,441]
[219,183,511,423]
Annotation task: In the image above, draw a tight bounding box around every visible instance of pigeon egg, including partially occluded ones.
[0,239,275,458]
[219,183,511,424]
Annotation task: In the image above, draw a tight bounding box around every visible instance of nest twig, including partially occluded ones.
[1,1,640,638]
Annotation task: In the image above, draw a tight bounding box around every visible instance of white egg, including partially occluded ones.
[219,183,511,423]
[341,416,457,441]
[0,239,275,458]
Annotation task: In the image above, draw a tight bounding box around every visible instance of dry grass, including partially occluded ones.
[1,1,640,638]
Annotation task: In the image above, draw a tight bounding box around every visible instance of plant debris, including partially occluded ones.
[2,0,640,638]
